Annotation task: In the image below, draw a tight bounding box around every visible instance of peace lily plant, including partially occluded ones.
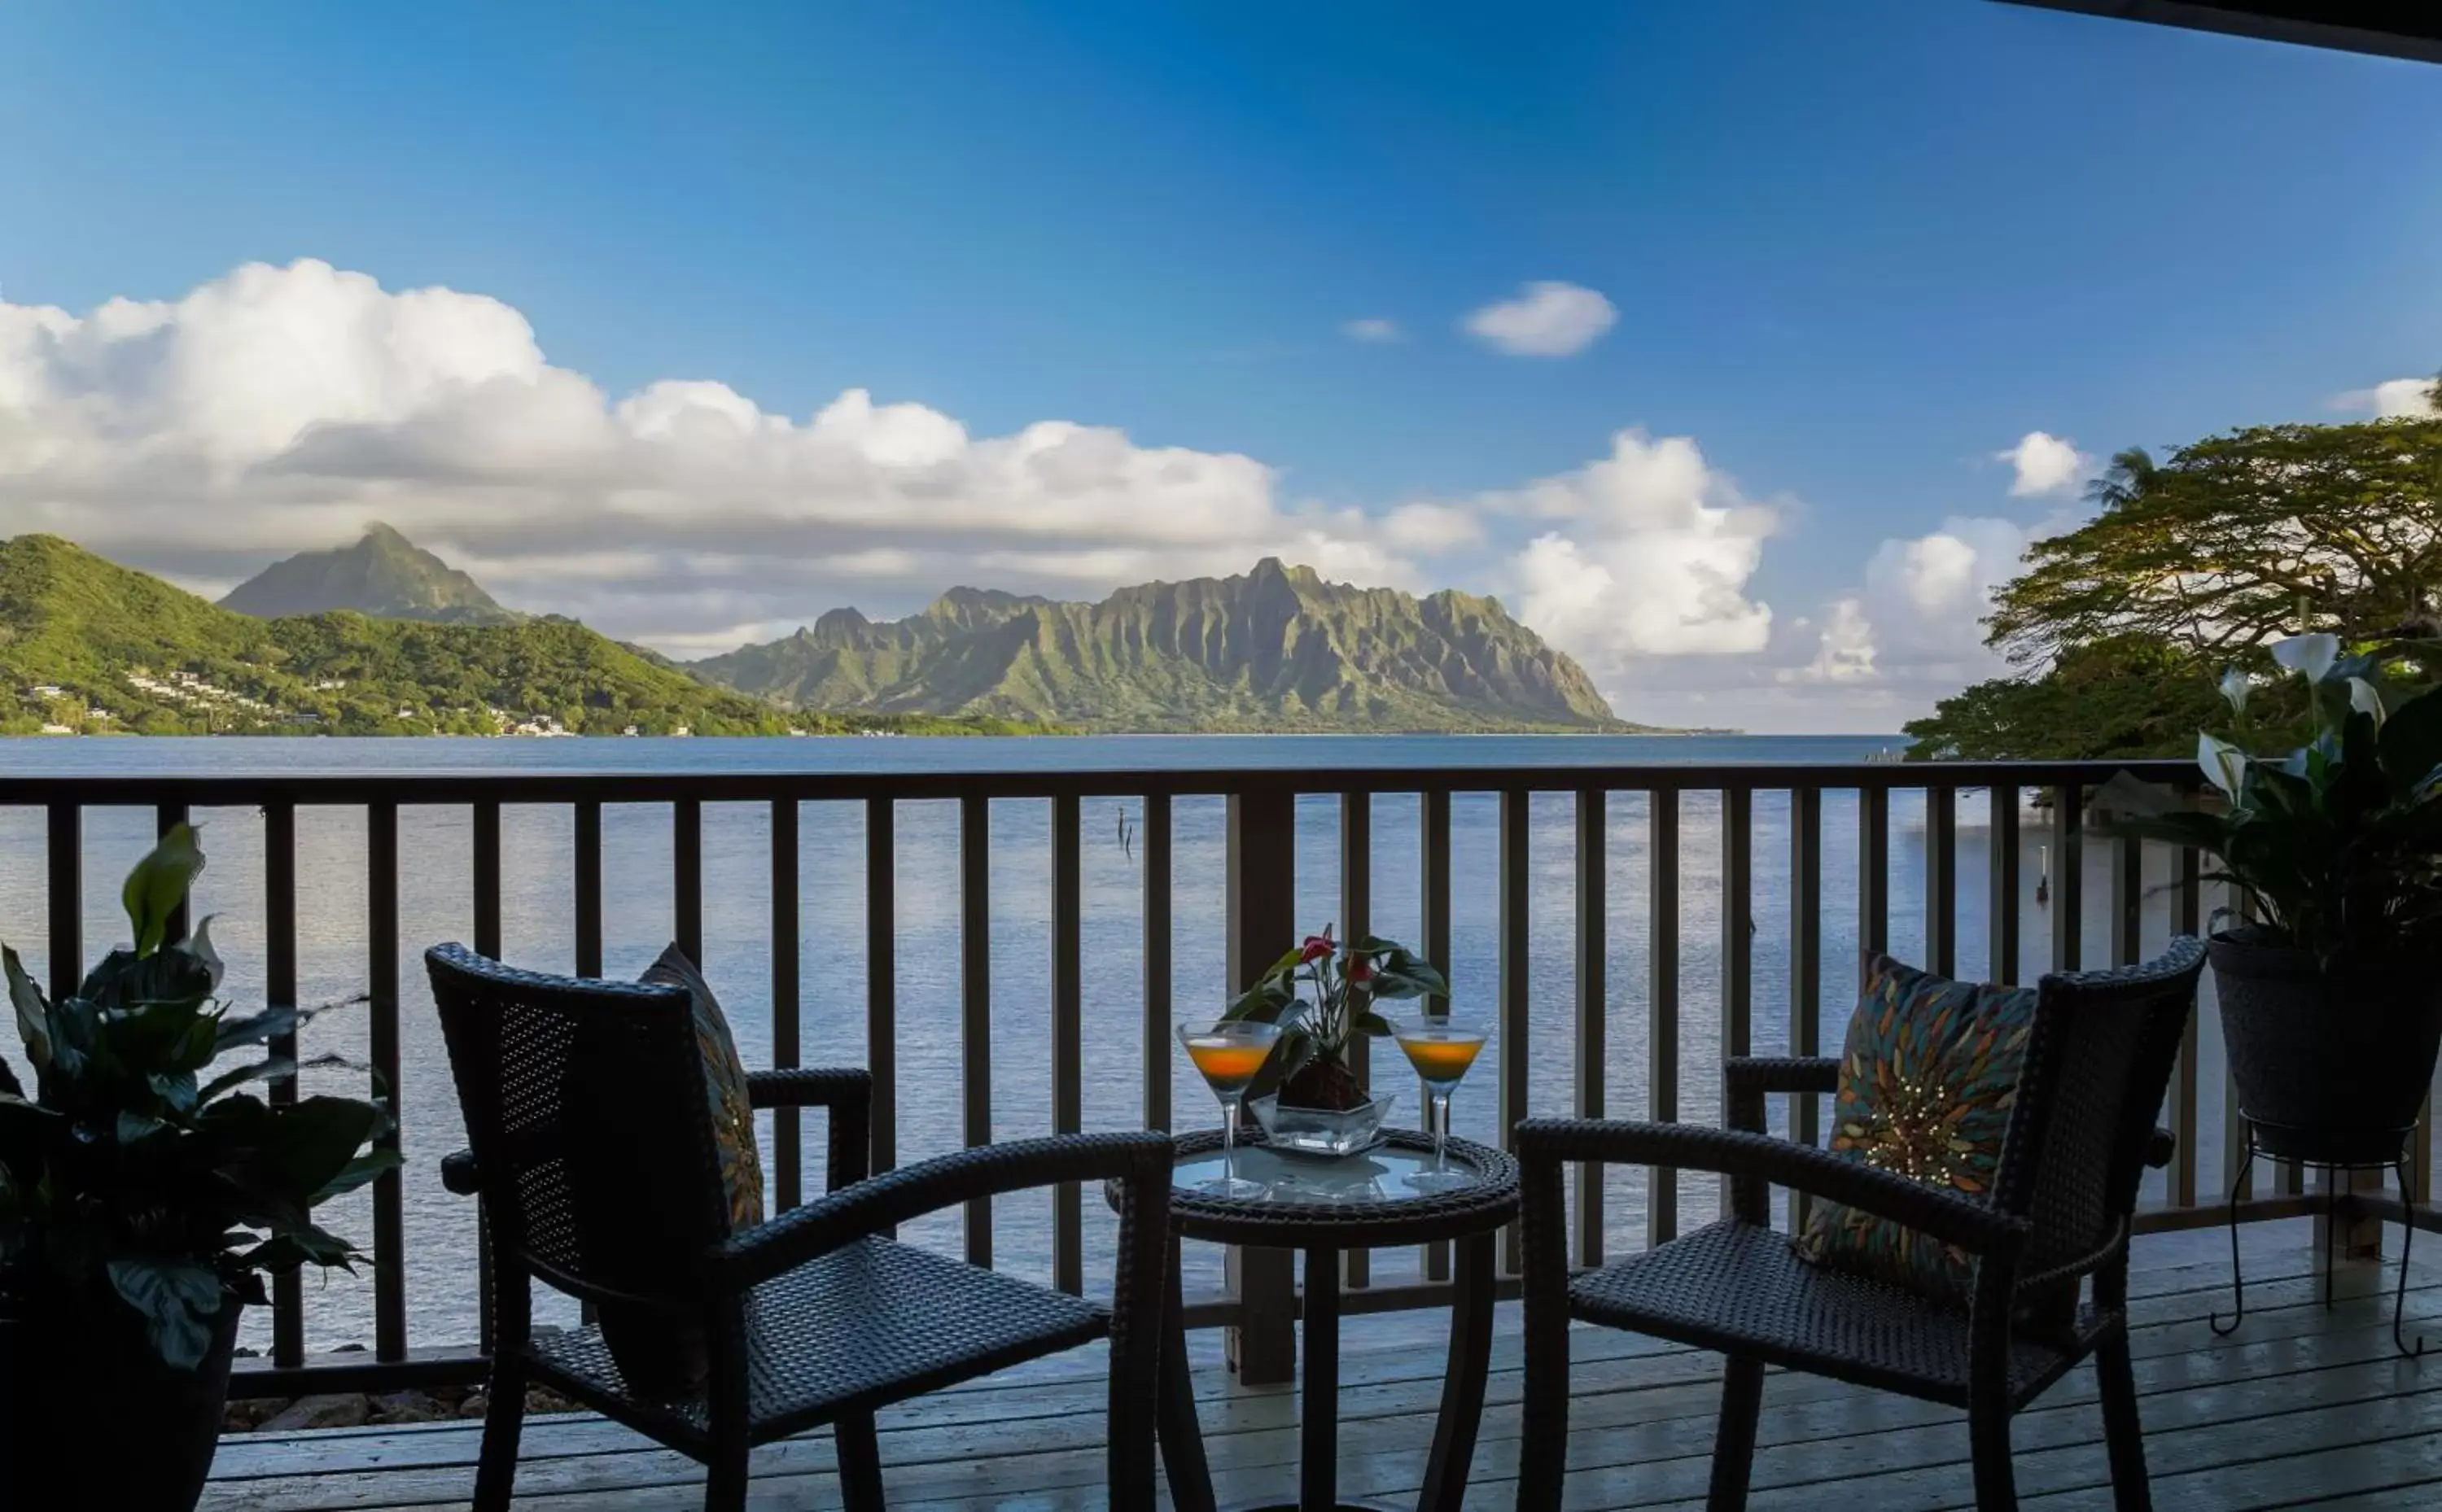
[2124,631,2442,963]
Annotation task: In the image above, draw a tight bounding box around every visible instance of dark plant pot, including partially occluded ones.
[2211,930,2442,1167]
[0,1291,243,1512]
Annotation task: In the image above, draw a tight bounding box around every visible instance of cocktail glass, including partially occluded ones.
[1394,1019,1488,1193]
[1177,1020,1284,1199]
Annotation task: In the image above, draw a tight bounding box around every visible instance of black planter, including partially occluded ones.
[0,1291,243,1512]
[2211,930,2442,1167]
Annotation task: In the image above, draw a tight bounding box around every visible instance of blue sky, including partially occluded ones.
[2,1,2437,729]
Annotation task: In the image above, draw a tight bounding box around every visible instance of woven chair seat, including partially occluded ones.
[1568,1219,2102,1410]
[527,1236,1110,1450]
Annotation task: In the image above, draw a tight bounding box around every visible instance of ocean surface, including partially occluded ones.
[0,733,2202,1353]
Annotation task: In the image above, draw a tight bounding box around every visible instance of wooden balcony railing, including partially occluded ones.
[4,757,2424,1397]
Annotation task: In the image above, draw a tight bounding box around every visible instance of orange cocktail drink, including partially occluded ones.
[1393,1020,1488,1191]
[1176,1019,1282,1198]
[1184,1036,1272,1095]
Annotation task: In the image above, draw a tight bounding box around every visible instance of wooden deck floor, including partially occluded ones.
[202,1223,2442,1510]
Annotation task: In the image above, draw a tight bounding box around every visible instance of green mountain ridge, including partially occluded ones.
[690,557,1637,732]
[219,522,520,624]
[0,535,1035,736]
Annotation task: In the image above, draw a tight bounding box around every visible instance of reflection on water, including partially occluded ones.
[0,734,2205,1353]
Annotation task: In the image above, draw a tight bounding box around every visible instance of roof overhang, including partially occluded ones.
[1998,2,2442,65]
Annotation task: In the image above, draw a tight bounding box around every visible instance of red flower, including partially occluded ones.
[1348,956,1375,988]
[1300,927,1335,964]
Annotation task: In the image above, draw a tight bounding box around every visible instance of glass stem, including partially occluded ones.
[1223,1094,1240,1187]
[1434,1091,1451,1174]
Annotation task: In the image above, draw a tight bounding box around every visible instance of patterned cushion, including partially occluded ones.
[642,945,765,1231]
[563,946,764,1397]
[1792,952,2036,1309]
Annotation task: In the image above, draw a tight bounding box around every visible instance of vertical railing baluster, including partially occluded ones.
[1140,794,1171,1138]
[960,793,992,1269]
[468,798,501,1356]
[2051,780,2085,974]
[1420,788,1453,1283]
[1988,785,2020,985]
[772,798,803,1210]
[866,797,897,1180]
[574,801,603,979]
[1340,792,1372,1290]
[472,802,502,960]
[367,801,405,1361]
[1924,784,1955,977]
[44,802,78,1016]
[673,798,702,964]
[1499,789,1531,1273]
[1857,786,1889,975]
[265,802,304,1368]
[1575,788,1607,1269]
[2112,832,2142,968]
[1649,788,1680,1250]
[157,802,190,943]
[1226,788,1298,1383]
[1721,786,1753,1223]
[1051,793,1083,1296]
[2170,831,2201,1211]
[1790,788,1823,1230]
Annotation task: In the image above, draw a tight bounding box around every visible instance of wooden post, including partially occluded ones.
[1225,788,1298,1385]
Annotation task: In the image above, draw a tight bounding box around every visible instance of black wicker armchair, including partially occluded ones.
[1516,937,2206,1512]
[427,944,1173,1512]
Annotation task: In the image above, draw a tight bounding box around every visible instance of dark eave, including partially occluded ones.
[1998,2,2442,66]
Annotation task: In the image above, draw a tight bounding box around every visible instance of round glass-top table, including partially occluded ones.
[1123,1126,1520,1512]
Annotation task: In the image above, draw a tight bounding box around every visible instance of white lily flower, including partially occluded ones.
[2270,632,2340,684]
[2350,676,2385,722]
[2198,732,2247,796]
[2218,667,2252,714]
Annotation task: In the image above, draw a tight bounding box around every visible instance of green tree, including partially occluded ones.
[1908,378,2442,760]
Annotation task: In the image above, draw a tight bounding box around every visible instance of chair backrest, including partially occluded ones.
[1989,936,2207,1294]
[427,943,730,1308]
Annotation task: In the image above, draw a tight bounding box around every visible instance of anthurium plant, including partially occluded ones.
[0,827,397,1370]
[2107,632,2442,963]
[1221,926,1449,1109]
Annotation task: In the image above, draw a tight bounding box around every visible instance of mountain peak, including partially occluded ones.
[690,557,1631,732]
[220,526,519,625]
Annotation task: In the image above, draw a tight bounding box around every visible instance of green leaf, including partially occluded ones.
[2379,684,2442,800]
[123,824,207,959]
[106,1256,225,1372]
[116,1109,167,1143]
[3,946,50,1073]
[1352,1010,1397,1038]
[177,916,225,995]
[311,1147,401,1205]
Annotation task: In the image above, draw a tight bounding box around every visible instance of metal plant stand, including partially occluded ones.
[2211,1116,2427,1360]
[1119,1127,1520,1512]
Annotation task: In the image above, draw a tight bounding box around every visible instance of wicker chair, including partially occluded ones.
[1516,937,2207,1512]
[427,944,1173,1512]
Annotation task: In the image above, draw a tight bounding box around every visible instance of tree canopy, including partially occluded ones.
[1907,376,2441,760]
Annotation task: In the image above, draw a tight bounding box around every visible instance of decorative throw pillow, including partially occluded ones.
[1792,952,2037,1309]
[563,946,765,1396]
[641,944,766,1232]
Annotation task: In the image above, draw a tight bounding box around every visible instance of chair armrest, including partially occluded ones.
[2146,1126,2175,1171]
[749,1068,873,1190]
[441,1149,480,1196]
[1722,1056,1841,1137]
[1514,1117,2028,1258]
[709,1130,1174,1294]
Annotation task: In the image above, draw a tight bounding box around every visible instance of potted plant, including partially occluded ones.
[0,827,398,1512]
[2110,632,2442,1166]
[1223,926,1448,1156]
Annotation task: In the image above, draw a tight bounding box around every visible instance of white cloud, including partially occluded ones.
[1490,430,1777,677]
[2331,376,2439,419]
[0,260,1438,649]
[1995,430,2085,497]
[1341,317,1403,343]
[1790,598,1877,684]
[1461,281,1617,358]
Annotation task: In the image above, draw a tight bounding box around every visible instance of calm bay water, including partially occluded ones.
[0,733,2196,1353]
